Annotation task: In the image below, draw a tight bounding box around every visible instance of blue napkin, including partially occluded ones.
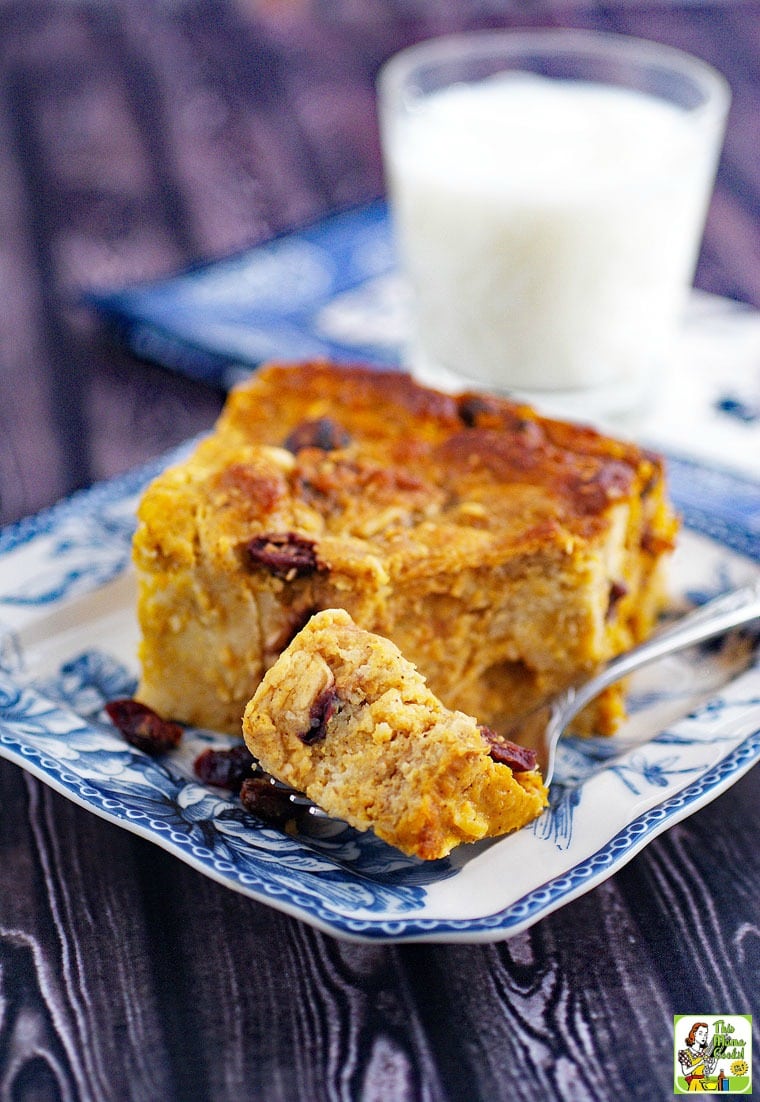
[88,201,406,390]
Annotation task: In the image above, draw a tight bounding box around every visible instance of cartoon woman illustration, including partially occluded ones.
[678,1022,717,1090]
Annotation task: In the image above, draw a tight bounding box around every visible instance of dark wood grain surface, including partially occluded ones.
[0,4,758,1100]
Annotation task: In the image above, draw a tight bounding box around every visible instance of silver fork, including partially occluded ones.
[265,578,760,810]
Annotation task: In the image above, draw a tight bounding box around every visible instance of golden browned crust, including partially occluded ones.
[243,609,548,860]
[133,360,678,735]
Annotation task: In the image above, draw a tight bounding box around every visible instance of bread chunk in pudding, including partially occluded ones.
[132,360,678,737]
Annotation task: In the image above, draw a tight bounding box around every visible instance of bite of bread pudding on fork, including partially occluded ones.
[242,608,548,860]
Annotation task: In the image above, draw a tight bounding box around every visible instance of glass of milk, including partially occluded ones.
[377,29,730,422]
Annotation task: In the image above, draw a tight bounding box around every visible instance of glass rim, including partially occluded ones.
[377,27,731,114]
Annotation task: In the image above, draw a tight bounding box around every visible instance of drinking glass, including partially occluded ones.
[377,29,730,422]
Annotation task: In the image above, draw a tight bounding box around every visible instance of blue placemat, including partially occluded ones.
[87,201,407,390]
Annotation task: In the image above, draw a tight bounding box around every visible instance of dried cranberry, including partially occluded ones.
[239,776,296,826]
[573,461,634,513]
[241,532,322,580]
[299,688,338,745]
[479,726,537,772]
[641,527,674,556]
[606,580,629,619]
[194,744,256,792]
[458,395,501,426]
[284,417,351,453]
[105,699,183,755]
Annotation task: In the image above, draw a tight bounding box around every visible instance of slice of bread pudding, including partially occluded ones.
[243,609,548,859]
[132,360,678,736]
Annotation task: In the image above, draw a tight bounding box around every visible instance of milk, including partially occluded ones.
[383,74,723,401]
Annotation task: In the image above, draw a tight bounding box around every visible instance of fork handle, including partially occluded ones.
[569,577,760,720]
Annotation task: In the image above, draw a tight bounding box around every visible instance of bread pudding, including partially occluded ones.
[132,360,678,736]
[243,608,548,859]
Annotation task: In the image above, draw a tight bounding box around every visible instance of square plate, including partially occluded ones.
[0,446,758,942]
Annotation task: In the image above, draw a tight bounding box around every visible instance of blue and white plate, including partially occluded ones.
[0,447,758,943]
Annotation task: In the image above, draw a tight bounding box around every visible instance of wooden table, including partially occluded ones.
[1,4,758,1099]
